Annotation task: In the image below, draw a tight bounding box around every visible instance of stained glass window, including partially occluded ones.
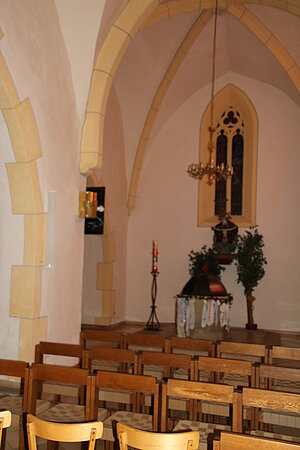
[214,109,244,216]
[215,130,227,215]
[231,129,243,215]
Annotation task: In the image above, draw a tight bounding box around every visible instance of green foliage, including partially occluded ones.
[189,245,224,278]
[235,227,267,295]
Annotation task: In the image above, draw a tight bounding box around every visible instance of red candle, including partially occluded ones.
[152,240,158,273]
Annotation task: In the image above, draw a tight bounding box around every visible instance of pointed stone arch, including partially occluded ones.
[0,30,47,361]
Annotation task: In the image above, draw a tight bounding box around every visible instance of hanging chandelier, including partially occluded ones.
[187,0,233,186]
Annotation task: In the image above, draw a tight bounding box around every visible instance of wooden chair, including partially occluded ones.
[117,422,199,449]
[217,341,268,364]
[93,370,159,449]
[138,351,196,423]
[196,356,255,387]
[27,363,107,425]
[161,378,240,448]
[80,329,125,349]
[0,410,11,447]
[239,387,300,443]
[256,363,300,393]
[26,413,103,450]
[0,359,31,450]
[34,341,85,405]
[195,356,255,425]
[35,341,84,366]
[269,346,300,369]
[125,333,169,353]
[83,346,138,374]
[213,431,300,449]
[83,347,139,412]
[138,350,195,380]
[170,336,215,357]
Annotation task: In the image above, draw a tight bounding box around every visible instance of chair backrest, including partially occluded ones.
[197,356,255,386]
[217,341,268,363]
[0,359,29,409]
[161,378,240,432]
[27,363,95,421]
[35,341,84,365]
[83,347,138,373]
[213,431,300,449]
[257,363,300,391]
[117,422,199,449]
[0,411,11,446]
[125,333,169,353]
[240,387,300,432]
[170,336,215,357]
[94,370,159,431]
[138,351,195,380]
[269,346,300,368]
[26,413,102,450]
[80,329,125,349]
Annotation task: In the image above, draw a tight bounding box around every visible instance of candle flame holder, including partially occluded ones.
[145,271,160,331]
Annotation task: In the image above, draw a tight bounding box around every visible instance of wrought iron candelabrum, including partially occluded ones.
[145,271,160,331]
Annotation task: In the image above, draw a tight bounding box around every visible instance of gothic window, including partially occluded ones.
[214,108,244,217]
[197,84,257,228]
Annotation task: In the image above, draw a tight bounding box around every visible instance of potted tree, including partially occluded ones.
[235,227,267,329]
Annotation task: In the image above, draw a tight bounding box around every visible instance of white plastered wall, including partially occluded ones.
[127,72,300,331]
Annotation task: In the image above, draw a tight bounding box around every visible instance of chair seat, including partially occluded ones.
[173,420,230,450]
[102,410,153,441]
[38,403,108,423]
[0,396,50,424]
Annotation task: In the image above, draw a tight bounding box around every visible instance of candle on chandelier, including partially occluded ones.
[152,240,158,273]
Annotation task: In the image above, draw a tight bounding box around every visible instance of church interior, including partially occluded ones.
[0,0,300,447]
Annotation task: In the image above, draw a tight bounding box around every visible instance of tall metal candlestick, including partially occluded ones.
[146,241,160,331]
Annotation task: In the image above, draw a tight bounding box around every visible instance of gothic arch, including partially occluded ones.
[0,30,47,361]
[198,84,258,227]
